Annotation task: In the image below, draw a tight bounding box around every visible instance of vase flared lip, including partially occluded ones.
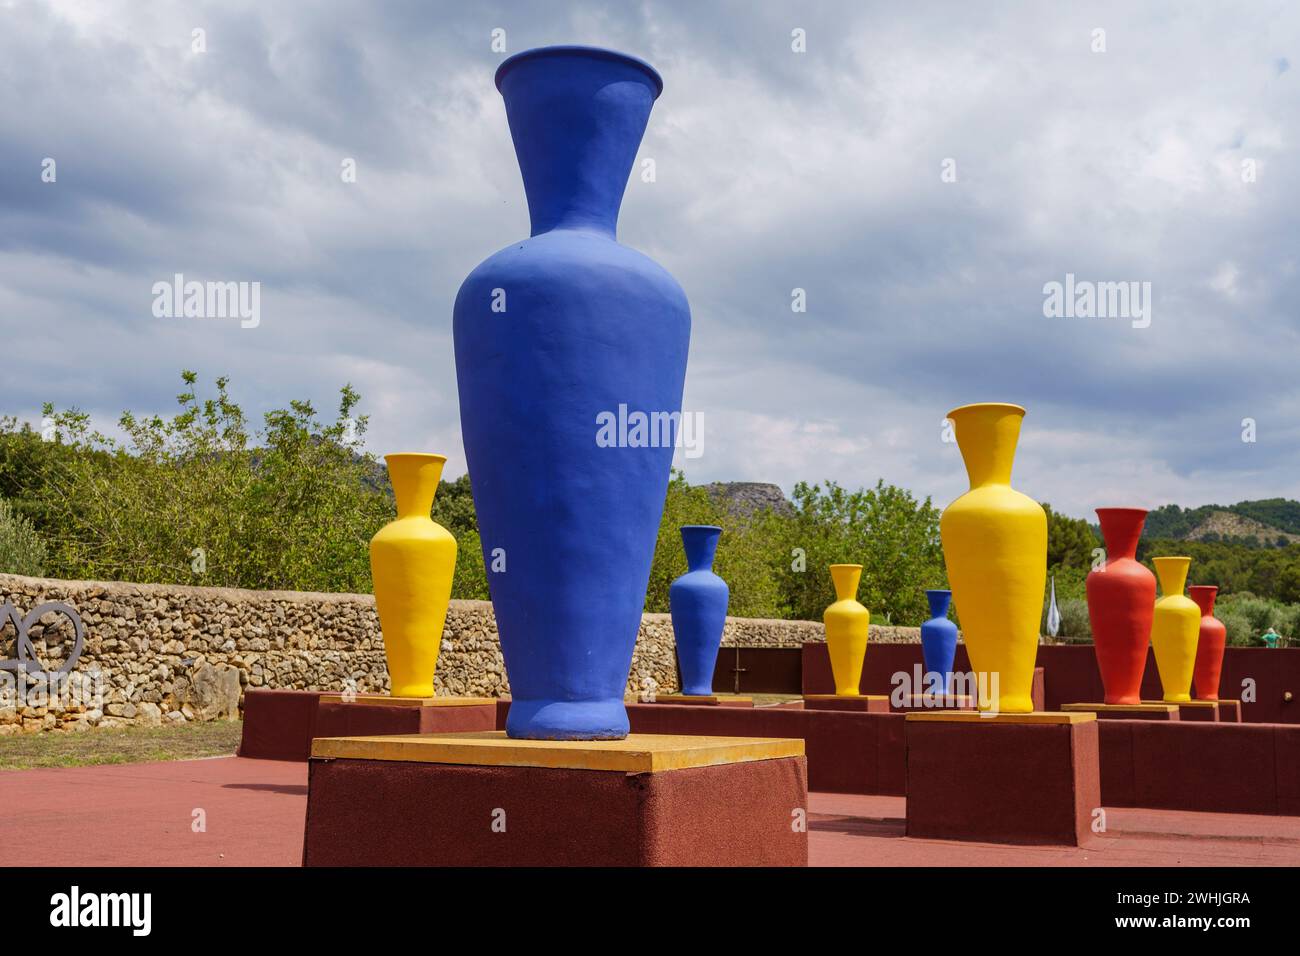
[925,588,951,596]
[681,524,722,533]
[495,45,664,97]
[945,401,1026,420]
[829,563,863,570]
[384,452,447,465]
[1153,555,1191,563]
[1188,584,1219,595]
[1096,506,1148,516]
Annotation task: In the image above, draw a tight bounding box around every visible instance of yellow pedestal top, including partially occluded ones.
[803,694,889,701]
[310,730,804,772]
[1141,699,1218,709]
[905,710,1096,724]
[1062,702,1179,714]
[318,693,497,707]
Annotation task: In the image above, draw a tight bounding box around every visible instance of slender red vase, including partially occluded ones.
[1086,508,1156,704]
[1189,585,1226,700]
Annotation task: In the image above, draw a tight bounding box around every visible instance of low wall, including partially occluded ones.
[1,572,910,733]
[801,642,1300,724]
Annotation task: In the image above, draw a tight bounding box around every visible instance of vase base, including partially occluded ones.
[505,698,630,740]
[1061,702,1180,721]
[1142,699,1220,722]
[318,693,497,707]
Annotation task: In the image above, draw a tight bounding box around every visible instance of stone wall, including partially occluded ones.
[0,573,921,734]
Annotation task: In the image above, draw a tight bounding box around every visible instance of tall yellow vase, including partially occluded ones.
[824,564,870,696]
[940,403,1046,713]
[370,453,457,698]
[1151,556,1199,703]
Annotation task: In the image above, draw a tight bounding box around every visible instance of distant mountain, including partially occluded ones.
[706,482,794,517]
[1143,499,1300,547]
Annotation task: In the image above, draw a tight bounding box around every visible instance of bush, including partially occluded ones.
[0,496,46,576]
[1054,598,1093,642]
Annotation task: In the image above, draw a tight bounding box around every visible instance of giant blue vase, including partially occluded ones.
[669,525,729,696]
[453,46,690,739]
[920,589,958,695]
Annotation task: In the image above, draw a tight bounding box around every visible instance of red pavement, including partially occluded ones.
[3,757,1298,866]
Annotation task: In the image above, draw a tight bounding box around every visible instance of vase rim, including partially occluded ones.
[1188,584,1219,594]
[384,452,447,465]
[946,401,1026,419]
[829,563,862,570]
[1095,506,1148,515]
[925,588,952,595]
[681,524,722,533]
[495,45,664,97]
[1153,555,1191,563]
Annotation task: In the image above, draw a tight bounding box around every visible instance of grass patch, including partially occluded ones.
[0,720,243,770]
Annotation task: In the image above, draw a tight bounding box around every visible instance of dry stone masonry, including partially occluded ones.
[0,572,923,733]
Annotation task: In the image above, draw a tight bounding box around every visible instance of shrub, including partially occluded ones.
[0,496,46,576]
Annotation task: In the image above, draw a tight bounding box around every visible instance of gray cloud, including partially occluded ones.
[1,0,1297,519]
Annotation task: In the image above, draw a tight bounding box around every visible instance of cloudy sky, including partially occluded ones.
[2,0,1297,519]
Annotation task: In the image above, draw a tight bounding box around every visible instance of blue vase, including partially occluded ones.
[920,589,958,695]
[669,526,729,696]
[453,47,690,739]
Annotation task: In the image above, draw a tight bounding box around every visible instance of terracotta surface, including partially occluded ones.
[4,757,1299,867]
[905,717,1101,845]
[303,754,808,866]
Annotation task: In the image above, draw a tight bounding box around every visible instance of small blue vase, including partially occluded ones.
[453,47,689,739]
[669,526,729,696]
[920,589,958,695]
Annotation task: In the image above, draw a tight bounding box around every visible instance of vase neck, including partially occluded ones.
[1153,556,1190,598]
[1096,508,1146,561]
[386,453,445,519]
[926,589,951,619]
[497,47,661,239]
[680,525,721,572]
[1189,585,1218,616]
[949,403,1025,489]
[830,565,862,602]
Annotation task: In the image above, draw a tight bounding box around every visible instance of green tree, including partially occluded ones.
[0,496,47,576]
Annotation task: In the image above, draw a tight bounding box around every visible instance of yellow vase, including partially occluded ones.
[370,453,457,698]
[1151,556,1199,703]
[940,403,1046,713]
[824,564,870,696]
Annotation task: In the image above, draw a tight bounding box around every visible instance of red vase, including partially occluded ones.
[1189,585,1226,700]
[1086,508,1156,704]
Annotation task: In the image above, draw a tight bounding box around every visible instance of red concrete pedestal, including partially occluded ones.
[313,694,497,739]
[1061,702,1180,721]
[890,694,976,714]
[238,689,327,760]
[1144,699,1219,722]
[905,712,1101,845]
[803,694,891,713]
[1211,699,1242,723]
[302,732,808,866]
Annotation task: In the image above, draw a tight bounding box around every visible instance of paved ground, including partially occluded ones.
[3,756,1299,866]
